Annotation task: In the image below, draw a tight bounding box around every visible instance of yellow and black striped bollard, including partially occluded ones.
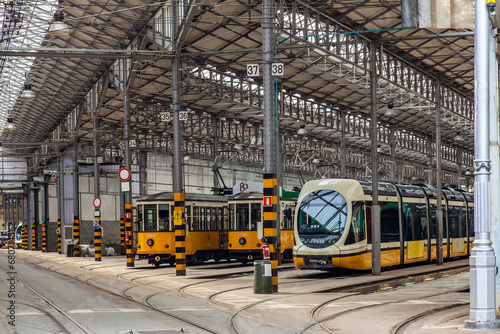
[22,226,27,249]
[120,217,125,255]
[174,192,186,276]
[57,219,62,254]
[42,222,47,252]
[32,224,36,250]
[263,173,278,292]
[94,215,101,261]
[125,204,134,267]
[73,216,80,256]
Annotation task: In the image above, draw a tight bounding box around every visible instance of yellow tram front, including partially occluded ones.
[227,190,297,264]
[136,192,228,267]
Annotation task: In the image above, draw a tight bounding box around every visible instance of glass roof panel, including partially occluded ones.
[0,1,57,132]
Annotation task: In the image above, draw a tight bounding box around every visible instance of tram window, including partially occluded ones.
[281,204,295,230]
[449,205,462,238]
[200,207,206,230]
[345,202,366,245]
[236,203,249,230]
[137,205,143,231]
[250,203,261,230]
[186,206,191,230]
[403,202,426,241]
[158,204,169,231]
[429,204,447,239]
[229,204,235,230]
[429,204,437,238]
[193,206,200,230]
[468,206,474,237]
[297,190,347,248]
[206,207,213,230]
[460,206,467,237]
[380,202,399,242]
[216,207,223,230]
[144,205,157,231]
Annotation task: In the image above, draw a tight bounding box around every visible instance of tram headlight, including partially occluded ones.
[256,243,261,247]
[147,239,154,246]
[239,237,246,245]
[165,244,169,248]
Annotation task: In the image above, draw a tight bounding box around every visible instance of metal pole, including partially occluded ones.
[340,111,346,177]
[401,0,418,28]
[172,0,186,276]
[436,81,443,266]
[263,0,278,292]
[93,112,101,262]
[466,0,498,327]
[370,41,381,275]
[489,20,500,319]
[123,85,134,268]
[73,141,80,256]
[390,126,396,181]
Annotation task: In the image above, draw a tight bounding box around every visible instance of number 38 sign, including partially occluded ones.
[272,63,284,76]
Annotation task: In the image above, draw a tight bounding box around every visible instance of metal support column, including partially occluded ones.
[93,111,101,262]
[42,182,48,252]
[370,42,381,275]
[59,152,66,253]
[436,81,443,266]
[171,0,185,276]
[263,0,278,291]
[73,141,80,256]
[389,126,396,181]
[489,16,500,319]
[465,0,498,327]
[340,111,346,177]
[123,78,134,267]
[401,0,418,28]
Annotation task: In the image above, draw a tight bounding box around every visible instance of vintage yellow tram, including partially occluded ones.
[136,192,228,267]
[227,190,298,264]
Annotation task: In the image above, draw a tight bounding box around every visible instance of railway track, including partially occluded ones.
[14,251,472,334]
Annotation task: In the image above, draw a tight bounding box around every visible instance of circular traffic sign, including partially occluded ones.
[119,168,131,181]
[93,197,101,208]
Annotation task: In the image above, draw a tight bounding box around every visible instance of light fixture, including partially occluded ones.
[49,12,70,36]
[298,124,307,135]
[312,158,320,164]
[233,143,242,150]
[0,144,4,153]
[377,145,382,153]
[6,118,16,131]
[21,84,35,99]
[454,132,464,142]
[184,156,191,161]
[385,102,396,116]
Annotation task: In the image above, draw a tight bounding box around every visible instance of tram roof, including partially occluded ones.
[137,192,228,203]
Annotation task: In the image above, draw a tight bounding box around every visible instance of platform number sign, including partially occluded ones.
[129,139,137,148]
[272,63,284,76]
[160,112,171,122]
[179,111,188,121]
[247,64,259,77]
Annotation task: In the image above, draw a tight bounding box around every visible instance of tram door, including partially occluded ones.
[221,206,229,250]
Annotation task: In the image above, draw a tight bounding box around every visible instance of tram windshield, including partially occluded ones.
[297,190,348,248]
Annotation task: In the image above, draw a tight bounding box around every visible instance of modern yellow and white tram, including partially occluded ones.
[293,179,473,271]
[227,190,298,264]
[136,192,228,267]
